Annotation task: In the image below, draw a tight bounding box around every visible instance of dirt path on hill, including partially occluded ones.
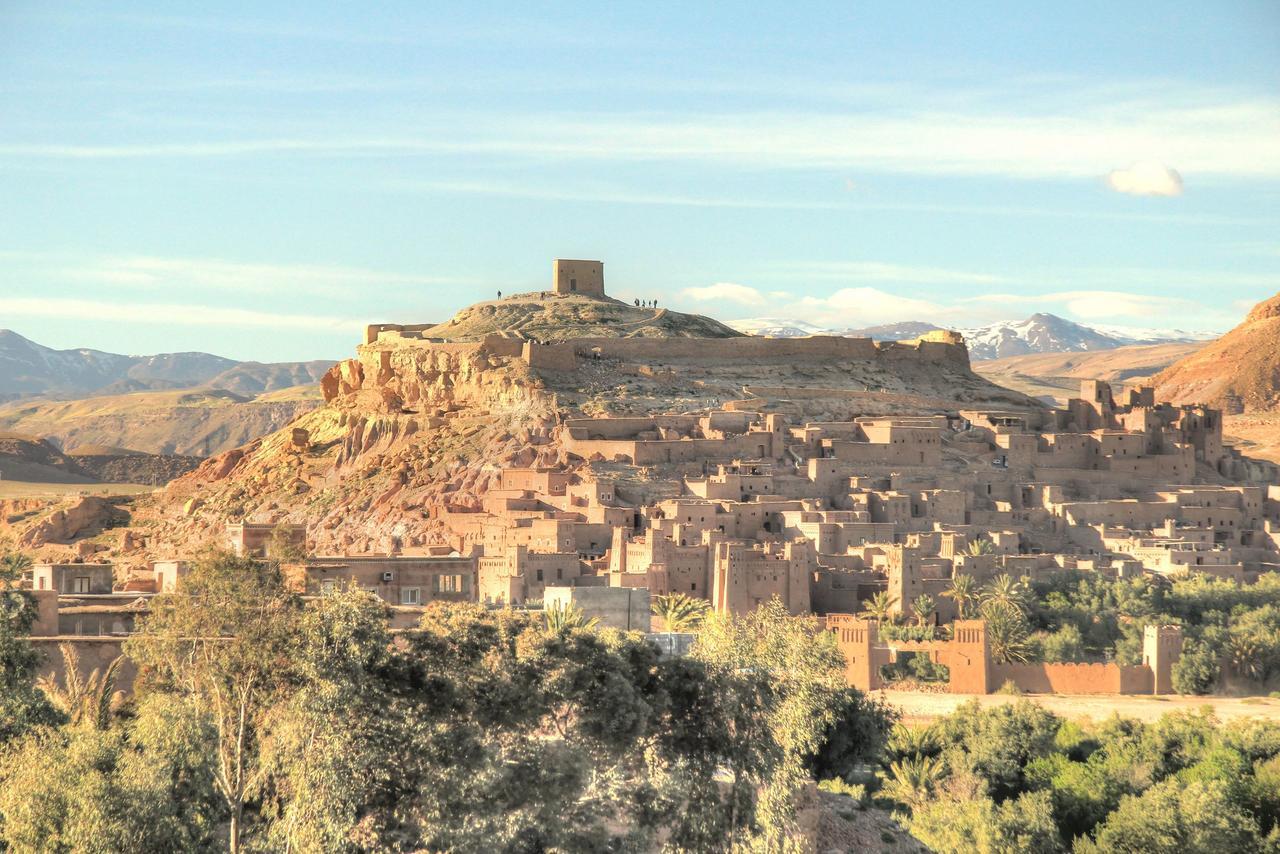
[881,689,1280,724]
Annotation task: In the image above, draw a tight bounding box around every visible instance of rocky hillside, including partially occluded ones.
[66,446,202,485]
[0,433,98,484]
[0,329,333,399]
[0,385,322,457]
[114,292,1040,560]
[423,292,743,341]
[0,432,200,486]
[975,342,1206,404]
[1154,292,1280,413]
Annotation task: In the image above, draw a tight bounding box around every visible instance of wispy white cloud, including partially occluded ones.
[4,91,1277,181]
[1106,162,1183,196]
[798,288,948,325]
[0,296,360,332]
[682,282,769,305]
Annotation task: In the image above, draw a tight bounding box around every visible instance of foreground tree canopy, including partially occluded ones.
[0,551,894,853]
[885,699,1280,853]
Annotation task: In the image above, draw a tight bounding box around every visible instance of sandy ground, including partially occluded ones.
[0,481,155,499]
[882,689,1280,725]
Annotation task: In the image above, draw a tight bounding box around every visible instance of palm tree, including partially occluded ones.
[860,590,899,623]
[965,537,995,556]
[651,593,710,633]
[882,754,945,809]
[886,723,940,762]
[942,573,978,619]
[0,552,33,585]
[36,643,124,729]
[544,602,599,632]
[980,600,1032,664]
[910,594,936,628]
[1229,635,1265,682]
[982,573,1028,613]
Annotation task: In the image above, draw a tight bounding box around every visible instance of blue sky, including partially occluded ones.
[1,2,1278,361]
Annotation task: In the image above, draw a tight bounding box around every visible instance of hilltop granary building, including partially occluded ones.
[553,259,605,297]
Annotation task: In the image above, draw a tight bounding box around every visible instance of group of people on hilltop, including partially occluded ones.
[491,290,657,309]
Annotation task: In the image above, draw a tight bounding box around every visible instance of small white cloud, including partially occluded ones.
[680,282,767,305]
[799,287,949,326]
[1106,162,1183,197]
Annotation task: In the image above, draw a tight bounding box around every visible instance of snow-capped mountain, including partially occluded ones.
[727,313,1215,361]
[840,321,945,341]
[726,318,835,338]
[955,314,1131,360]
[1087,324,1219,344]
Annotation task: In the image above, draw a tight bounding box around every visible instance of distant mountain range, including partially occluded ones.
[0,329,336,399]
[726,313,1218,360]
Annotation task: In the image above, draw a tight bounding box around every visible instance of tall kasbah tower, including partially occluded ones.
[948,620,991,694]
[553,259,605,297]
[1143,624,1184,695]
[885,546,923,617]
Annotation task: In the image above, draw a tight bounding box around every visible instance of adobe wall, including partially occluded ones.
[359,328,971,382]
[989,662,1155,694]
[569,335,882,363]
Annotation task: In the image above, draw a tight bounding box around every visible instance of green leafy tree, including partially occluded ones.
[911,593,936,628]
[257,587,411,851]
[1039,624,1086,663]
[651,592,710,632]
[1081,777,1261,853]
[543,600,599,631]
[935,699,1060,798]
[35,642,124,730]
[983,573,1029,613]
[908,789,1060,854]
[883,754,945,809]
[886,723,941,763]
[1,552,33,582]
[0,552,61,744]
[125,551,300,854]
[982,599,1034,664]
[943,573,979,619]
[691,597,847,847]
[0,693,222,852]
[805,687,897,782]
[1172,636,1221,695]
[966,537,996,557]
[860,590,898,623]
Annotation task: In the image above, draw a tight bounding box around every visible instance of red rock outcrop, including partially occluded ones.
[1154,291,1280,413]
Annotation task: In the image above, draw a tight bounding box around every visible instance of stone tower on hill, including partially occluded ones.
[554,259,604,297]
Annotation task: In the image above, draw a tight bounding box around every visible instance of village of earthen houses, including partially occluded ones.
[16,260,1280,699]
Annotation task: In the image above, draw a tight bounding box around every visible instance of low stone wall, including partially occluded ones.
[990,662,1153,694]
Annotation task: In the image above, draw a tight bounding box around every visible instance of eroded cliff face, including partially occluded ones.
[131,341,565,559]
